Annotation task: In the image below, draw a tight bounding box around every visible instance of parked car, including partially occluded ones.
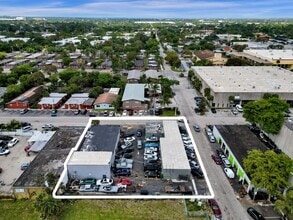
[144,154,158,161]
[42,123,54,130]
[89,112,97,117]
[116,178,132,186]
[191,167,204,178]
[205,127,213,136]
[79,184,97,192]
[189,160,200,169]
[221,155,232,168]
[236,104,243,112]
[144,149,157,156]
[183,140,192,145]
[122,153,133,159]
[124,137,135,142]
[21,162,30,170]
[122,110,128,116]
[144,170,160,178]
[211,154,222,165]
[114,169,131,176]
[120,141,133,149]
[144,163,161,171]
[96,177,113,186]
[224,168,235,179]
[136,129,143,137]
[7,138,19,148]
[138,110,144,116]
[20,108,28,114]
[79,178,97,185]
[182,137,191,141]
[208,199,222,219]
[137,139,143,149]
[0,147,10,156]
[208,135,216,143]
[211,108,217,114]
[81,109,88,115]
[51,109,57,117]
[193,124,201,132]
[186,152,196,160]
[116,161,133,169]
[231,108,238,115]
[247,207,265,220]
[74,109,80,115]
[22,125,32,132]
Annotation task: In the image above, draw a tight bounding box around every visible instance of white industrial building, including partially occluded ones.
[67,152,112,180]
[192,66,293,108]
[160,121,191,180]
[243,49,293,68]
[66,125,120,180]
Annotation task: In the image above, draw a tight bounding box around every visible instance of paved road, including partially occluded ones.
[157,38,249,219]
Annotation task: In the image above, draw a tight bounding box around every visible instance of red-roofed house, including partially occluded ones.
[93,93,118,110]
[6,85,44,109]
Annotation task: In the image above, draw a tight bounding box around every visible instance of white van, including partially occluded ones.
[22,125,32,132]
[137,140,142,149]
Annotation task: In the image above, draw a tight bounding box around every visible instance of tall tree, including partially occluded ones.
[243,150,293,196]
[243,97,289,134]
[274,189,293,218]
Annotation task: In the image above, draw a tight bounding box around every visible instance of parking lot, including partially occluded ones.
[0,135,35,194]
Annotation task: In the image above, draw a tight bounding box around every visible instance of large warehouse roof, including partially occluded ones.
[79,125,120,151]
[192,66,293,93]
[68,151,112,166]
[160,121,190,170]
[244,49,293,60]
[215,125,268,167]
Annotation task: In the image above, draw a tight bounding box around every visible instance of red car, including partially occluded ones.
[116,178,132,186]
[208,199,222,219]
[211,154,222,165]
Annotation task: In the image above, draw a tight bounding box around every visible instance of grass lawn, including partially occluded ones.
[61,200,190,220]
[0,200,40,220]
[161,110,176,116]
[1,199,205,220]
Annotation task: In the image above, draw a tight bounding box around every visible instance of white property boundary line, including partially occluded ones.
[53,116,214,199]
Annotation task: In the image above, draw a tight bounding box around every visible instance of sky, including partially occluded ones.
[0,0,292,19]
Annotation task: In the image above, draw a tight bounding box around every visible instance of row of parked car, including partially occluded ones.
[0,136,20,156]
[178,123,204,179]
[143,141,161,178]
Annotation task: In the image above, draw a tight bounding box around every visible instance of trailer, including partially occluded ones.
[98,185,119,193]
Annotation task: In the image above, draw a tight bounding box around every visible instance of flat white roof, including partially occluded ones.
[28,130,55,143]
[193,66,293,93]
[68,151,112,166]
[160,121,190,170]
[244,49,293,60]
[38,97,63,105]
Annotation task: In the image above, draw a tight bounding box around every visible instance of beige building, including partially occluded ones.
[192,66,293,108]
[243,49,293,69]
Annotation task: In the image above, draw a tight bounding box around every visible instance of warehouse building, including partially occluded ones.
[243,49,293,69]
[160,121,191,180]
[66,125,120,180]
[192,66,293,108]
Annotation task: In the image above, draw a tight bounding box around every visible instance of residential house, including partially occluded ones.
[127,70,141,83]
[93,93,118,110]
[64,93,94,110]
[38,93,67,109]
[6,85,44,109]
[122,84,150,110]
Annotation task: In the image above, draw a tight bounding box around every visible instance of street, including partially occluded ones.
[157,40,250,219]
